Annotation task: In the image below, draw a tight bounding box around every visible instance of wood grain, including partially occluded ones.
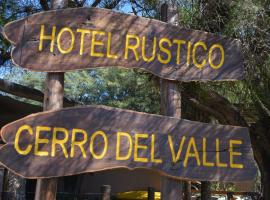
[4,7,244,81]
[0,105,256,181]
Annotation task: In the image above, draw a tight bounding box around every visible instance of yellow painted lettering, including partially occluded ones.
[39,25,56,52]
[70,128,87,158]
[90,131,108,159]
[230,140,244,169]
[209,44,225,69]
[168,135,186,163]
[57,27,75,54]
[134,133,148,163]
[157,38,172,64]
[125,34,140,61]
[107,32,118,59]
[91,30,105,57]
[142,36,156,62]
[202,137,214,167]
[116,132,132,160]
[77,28,91,55]
[51,127,69,158]
[192,41,207,69]
[187,41,192,65]
[14,125,33,155]
[216,138,228,167]
[183,137,201,167]
[173,39,186,64]
[34,126,50,156]
[151,134,162,163]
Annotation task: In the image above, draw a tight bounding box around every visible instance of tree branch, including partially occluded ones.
[91,0,101,7]
[39,0,49,11]
[130,0,138,15]
[185,89,248,126]
[0,79,78,107]
[0,44,11,66]
[184,88,265,184]
[104,0,122,9]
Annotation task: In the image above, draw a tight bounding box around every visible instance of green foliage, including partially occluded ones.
[211,182,236,192]
[180,0,270,123]
[4,67,160,114]
[65,68,160,113]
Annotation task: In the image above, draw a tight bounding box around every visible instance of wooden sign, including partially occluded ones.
[0,105,256,181]
[4,7,243,81]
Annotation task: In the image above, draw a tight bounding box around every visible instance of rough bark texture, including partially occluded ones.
[34,73,64,200]
[183,181,191,200]
[160,4,183,200]
[201,181,211,200]
[184,88,268,199]
[35,178,58,200]
[161,177,183,200]
[250,117,270,200]
[43,73,64,111]
[34,5,67,199]
[148,187,155,200]
[160,80,183,200]
[101,185,111,200]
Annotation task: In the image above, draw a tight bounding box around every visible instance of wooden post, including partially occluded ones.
[160,4,183,200]
[2,169,8,200]
[148,187,155,200]
[34,1,67,200]
[34,74,64,200]
[201,181,211,200]
[0,167,4,200]
[200,119,213,200]
[183,181,191,200]
[227,192,234,200]
[101,185,111,200]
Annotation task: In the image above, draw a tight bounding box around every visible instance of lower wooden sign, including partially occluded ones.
[0,105,256,181]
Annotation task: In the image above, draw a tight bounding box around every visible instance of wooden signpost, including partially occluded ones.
[3,7,244,81]
[0,105,256,181]
[34,1,67,200]
[1,4,257,200]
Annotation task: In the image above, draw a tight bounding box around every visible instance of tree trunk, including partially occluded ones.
[250,117,270,200]
[185,89,269,199]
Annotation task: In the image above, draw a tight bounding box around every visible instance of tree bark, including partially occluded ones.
[34,4,68,198]
[101,185,111,200]
[148,187,155,200]
[201,181,211,200]
[183,181,191,200]
[0,167,3,200]
[250,117,270,200]
[34,73,64,200]
[160,80,183,200]
[160,3,184,200]
[184,88,269,199]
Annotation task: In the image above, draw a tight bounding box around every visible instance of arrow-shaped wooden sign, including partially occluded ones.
[0,105,256,181]
[3,7,244,81]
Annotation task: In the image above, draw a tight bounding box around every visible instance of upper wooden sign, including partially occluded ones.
[3,7,244,81]
[0,105,256,181]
